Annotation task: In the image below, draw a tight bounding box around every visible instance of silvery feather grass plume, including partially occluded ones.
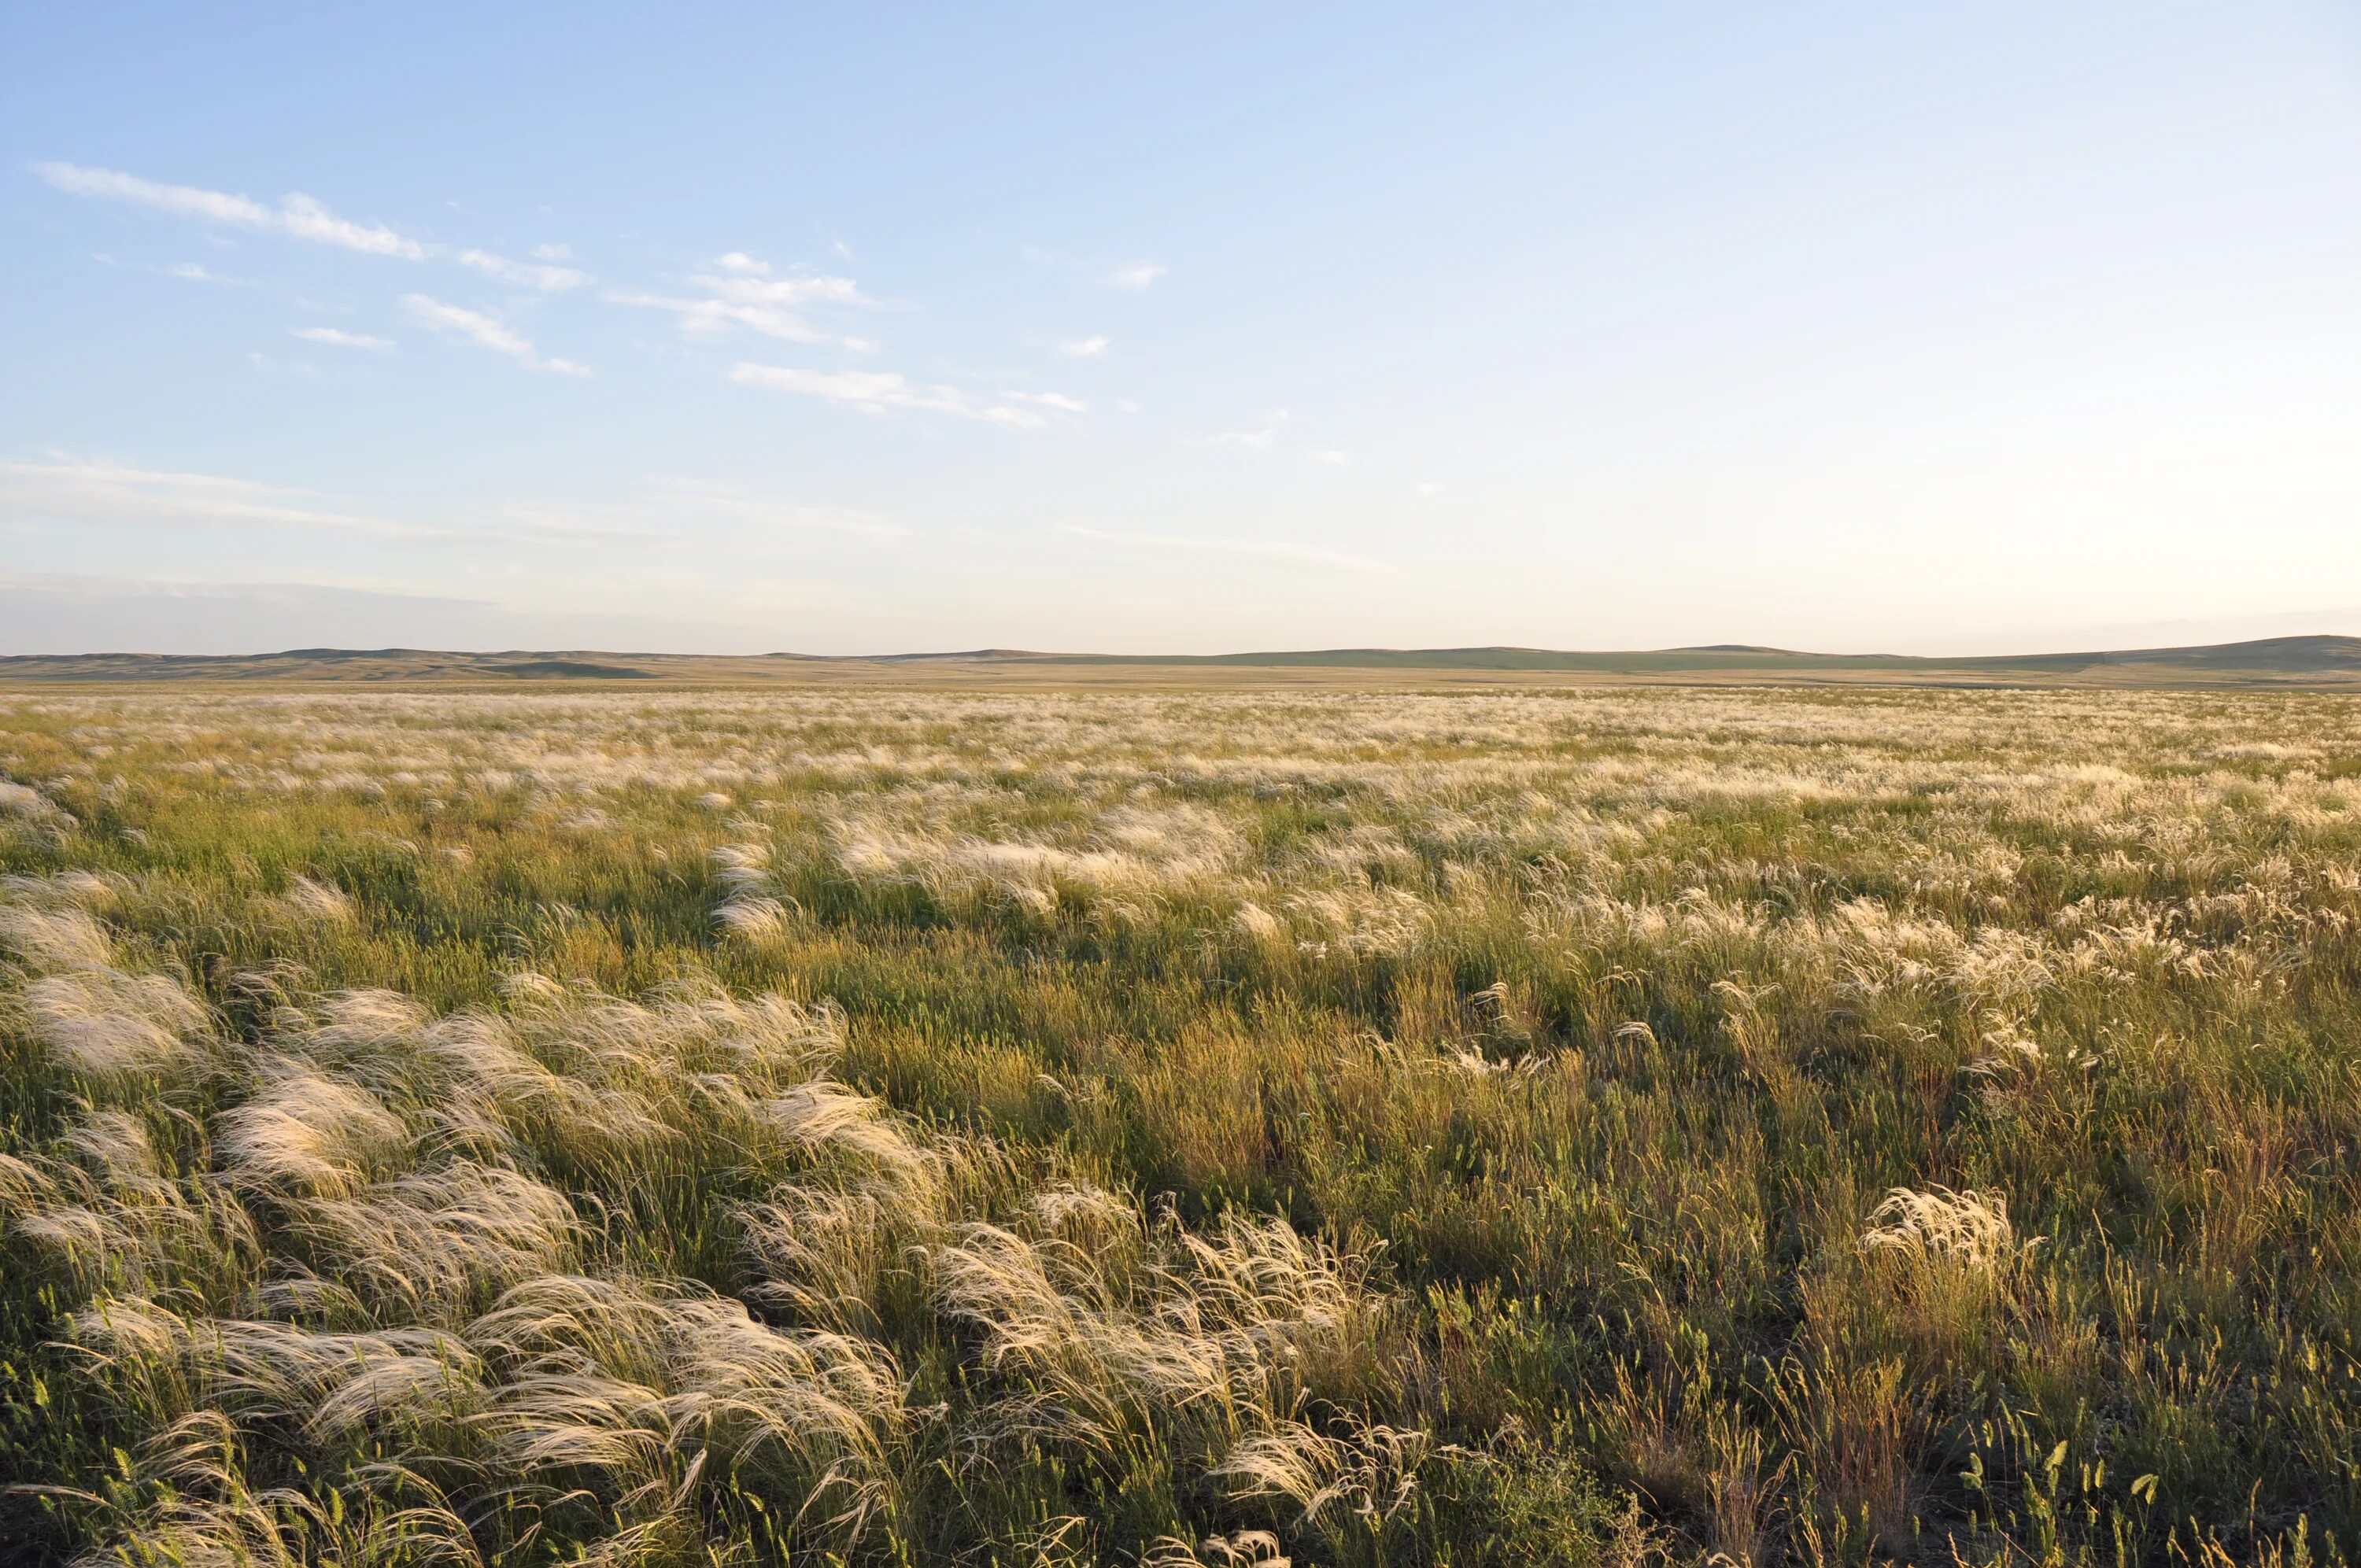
[1860,1186,2029,1271]
[42,1408,486,1568]
[1029,1180,1147,1264]
[929,1204,1398,1459]
[740,1186,896,1335]
[710,842,800,942]
[290,1161,581,1316]
[17,965,215,1087]
[0,777,75,833]
[501,980,844,1090]
[278,988,433,1083]
[462,1275,909,1538]
[745,1079,946,1201]
[2,1123,260,1305]
[255,980,851,1184]
[275,873,356,929]
[2,883,216,1090]
[62,1107,166,1187]
[216,1064,409,1197]
[3,869,120,901]
[73,1306,487,1441]
[929,1218,1188,1453]
[1232,899,1285,944]
[714,891,798,943]
[711,841,771,892]
[0,900,118,970]
[65,1295,208,1424]
[1210,1416,1443,1533]
[1146,1529,1292,1568]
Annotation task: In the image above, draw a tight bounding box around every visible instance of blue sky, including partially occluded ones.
[4,3,2358,655]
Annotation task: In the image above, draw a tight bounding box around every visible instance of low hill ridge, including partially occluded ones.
[2,636,2357,688]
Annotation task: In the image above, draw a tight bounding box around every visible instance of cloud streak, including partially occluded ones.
[457,249,589,291]
[401,294,590,375]
[0,460,874,554]
[1065,524,1396,575]
[0,569,774,657]
[35,161,423,258]
[730,363,1054,427]
[1007,390,1088,415]
[1199,410,1293,452]
[0,459,436,538]
[36,162,589,294]
[609,254,869,345]
[491,477,906,543]
[293,327,394,350]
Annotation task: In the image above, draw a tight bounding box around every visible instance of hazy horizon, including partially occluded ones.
[3,603,2359,665]
[6,4,2359,657]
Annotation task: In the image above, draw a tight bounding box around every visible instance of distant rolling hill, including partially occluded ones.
[1,636,2357,687]
[1016,635,2361,677]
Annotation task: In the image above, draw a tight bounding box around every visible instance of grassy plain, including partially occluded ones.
[2,683,2359,1566]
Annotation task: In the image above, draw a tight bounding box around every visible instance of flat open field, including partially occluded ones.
[3,686,2359,1566]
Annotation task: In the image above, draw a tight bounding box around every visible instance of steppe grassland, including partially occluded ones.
[1,684,2358,1567]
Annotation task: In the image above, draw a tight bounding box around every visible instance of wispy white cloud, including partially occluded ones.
[403,294,530,357]
[651,477,905,540]
[275,193,421,257]
[0,569,777,657]
[697,264,863,307]
[730,363,1047,426]
[1206,430,1277,449]
[401,294,590,376]
[493,477,906,543]
[1027,246,1167,294]
[0,459,884,564]
[35,161,603,300]
[35,162,425,258]
[39,164,266,226]
[293,326,394,351]
[1060,334,1110,357]
[160,260,257,286]
[1307,449,1349,467]
[0,459,433,537]
[1007,390,1088,415]
[609,291,829,343]
[1065,524,1395,575]
[1204,411,1290,451]
[457,248,589,291]
[609,255,868,345]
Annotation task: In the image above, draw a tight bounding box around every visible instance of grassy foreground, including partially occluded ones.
[1,685,2357,1566]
